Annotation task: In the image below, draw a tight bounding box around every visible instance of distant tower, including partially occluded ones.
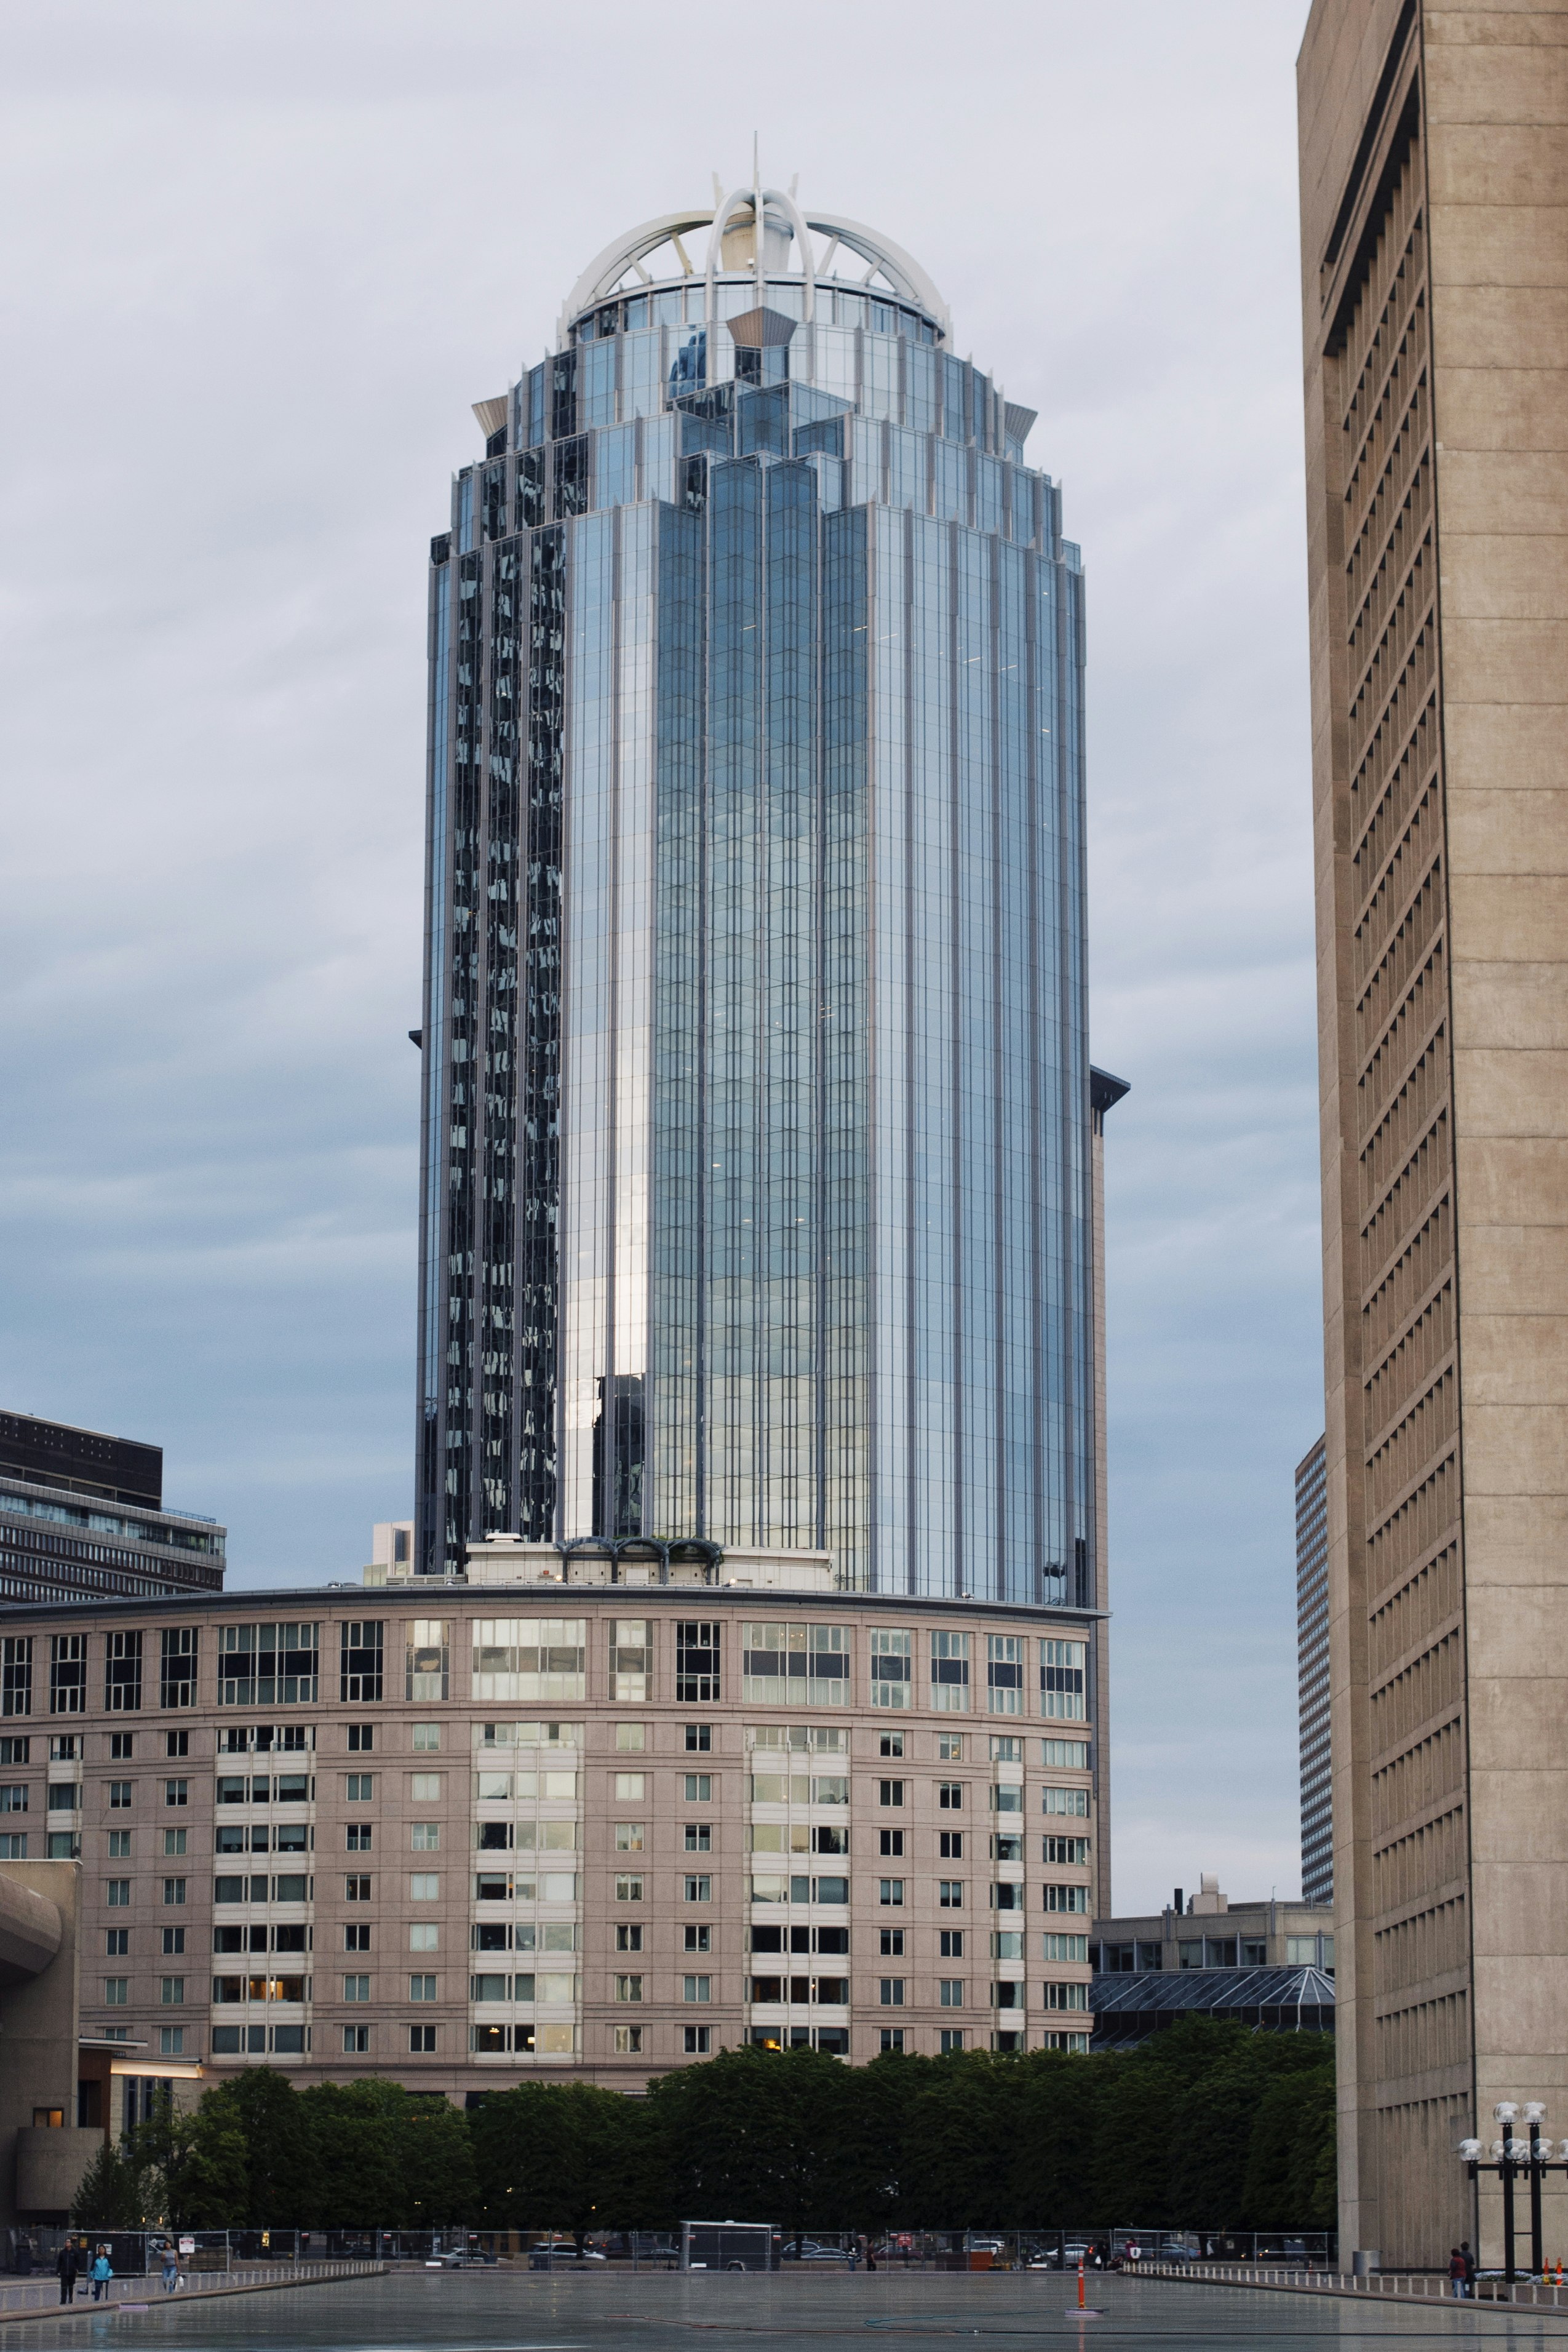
[414,177,1113,1616]
[1295,1435,1330,1905]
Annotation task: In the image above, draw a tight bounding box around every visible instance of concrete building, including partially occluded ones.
[0,1572,1103,2099]
[414,173,1121,1617]
[1093,1874,1336,1977]
[0,1859,152,2230]
[363,1523,416,1587]
[1297,0,1568,2266]
[1089,1876,1337,2052]
[1297,1437,1332,1905]
[0,1413,224,1606]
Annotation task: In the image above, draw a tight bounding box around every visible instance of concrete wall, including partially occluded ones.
[0,1860,87,2225]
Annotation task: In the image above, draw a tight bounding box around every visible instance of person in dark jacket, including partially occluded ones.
[55,2244,79,2305]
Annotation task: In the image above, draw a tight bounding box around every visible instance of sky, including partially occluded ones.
[0,0,1322,1916]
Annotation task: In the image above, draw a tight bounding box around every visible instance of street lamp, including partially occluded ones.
[1458,2101,1568,2283]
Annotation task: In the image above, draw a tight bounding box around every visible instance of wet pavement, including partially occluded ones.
[4,2266,1567,2350]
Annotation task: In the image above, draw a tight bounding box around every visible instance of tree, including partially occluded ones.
[649,2045,865,2232]
[1242,2065,1336,2228]
[71,2139,150,2229]
[396,2094,480,2228]
[210,2068,320,2225]
[472,2080,642,2238]
[302,2081,404,2225]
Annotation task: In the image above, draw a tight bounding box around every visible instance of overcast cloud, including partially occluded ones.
[0,0,1320,1913]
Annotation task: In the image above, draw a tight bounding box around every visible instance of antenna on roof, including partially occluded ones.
[711,170,723,209]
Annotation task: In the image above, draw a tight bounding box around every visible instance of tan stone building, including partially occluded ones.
[1297,0,1568,2267]
[0,1567,1101,2108]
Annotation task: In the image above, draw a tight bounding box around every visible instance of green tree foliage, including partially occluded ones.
[71,2139,151,2228]
[472,2080,656,2237]
[92,2028,1336,2233]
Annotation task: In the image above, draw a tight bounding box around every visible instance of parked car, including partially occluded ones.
[527,2242,607,2270]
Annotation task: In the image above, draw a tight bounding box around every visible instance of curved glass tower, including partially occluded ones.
[416,180,1100,1608]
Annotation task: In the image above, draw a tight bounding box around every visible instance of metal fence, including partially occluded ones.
[1144,2258,1568,2305]
[0,2258,382,2311]
[2,2226,1339,2278]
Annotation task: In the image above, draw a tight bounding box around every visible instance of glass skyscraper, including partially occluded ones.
[416,180,1107,1608]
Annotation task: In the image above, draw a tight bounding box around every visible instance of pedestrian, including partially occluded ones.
[160,2247,179,2295]
[1462,2241,1476,2297]
[1449,2247,1466,2299]
[90,2247,112,2303]
[55,2242,78,2306]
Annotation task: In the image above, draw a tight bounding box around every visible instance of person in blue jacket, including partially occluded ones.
[89,2248,112,2302]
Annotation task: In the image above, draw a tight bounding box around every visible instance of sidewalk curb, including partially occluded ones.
[0,2264,388,2323]
[1142,2267,1568,2321]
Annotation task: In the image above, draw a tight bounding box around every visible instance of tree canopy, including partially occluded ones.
[71,2027,1335,2233]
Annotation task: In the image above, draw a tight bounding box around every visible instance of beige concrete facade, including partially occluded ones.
[0,1587,1102,2106]
[1299,0,1568,2268]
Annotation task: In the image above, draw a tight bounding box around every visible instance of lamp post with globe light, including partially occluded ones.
[1458,2102,1568,2284]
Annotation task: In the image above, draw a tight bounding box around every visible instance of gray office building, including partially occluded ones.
[1296,1435,1329,1906]
[0,1412,224,1606]
[415,176,1119,1612]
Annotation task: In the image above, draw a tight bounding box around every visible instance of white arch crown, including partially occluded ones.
[555,185,952,345]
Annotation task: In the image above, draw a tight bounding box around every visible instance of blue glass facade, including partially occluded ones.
[417,208,1096,1609]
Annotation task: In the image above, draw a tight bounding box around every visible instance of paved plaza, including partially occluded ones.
[13,2266,1568,2351]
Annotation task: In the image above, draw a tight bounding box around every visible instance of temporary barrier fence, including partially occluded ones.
[1142,2258,1568,2306]
[3,2226,1337,2278]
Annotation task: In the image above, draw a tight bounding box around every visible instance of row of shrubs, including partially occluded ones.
[74,2019,1335,2233]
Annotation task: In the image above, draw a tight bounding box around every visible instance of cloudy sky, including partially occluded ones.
[0,0,1321,1914]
